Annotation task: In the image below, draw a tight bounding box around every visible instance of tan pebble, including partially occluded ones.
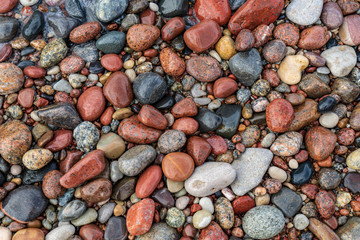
[112,108,133,120]
[114,204,126,216]
[278,55,309,85]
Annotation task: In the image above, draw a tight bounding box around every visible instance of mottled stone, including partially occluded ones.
[22,148,53,170]
[321,46,357,78]
[135,222,180,240]
[305,126,336,161]
[270,131,302,157]
[0,63,24,95]
[118,145,156,176]
[186,56,223,82]
[336,217,360,240]
[271,187,302,218]
[69,21,101,44]
[40,39,68,68]
[126,198,155,236]
[95,0,128,22]
[309,218,340,240]
[127,24,160,52]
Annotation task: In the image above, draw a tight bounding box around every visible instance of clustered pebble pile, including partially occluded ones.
[0,0,360,239]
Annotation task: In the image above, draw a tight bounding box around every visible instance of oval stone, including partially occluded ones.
[162,152,194,181]
[22,148,53,170]
[77,86,106,121]
[135,165,162,198]
[126,198,155,236]
[42,170,66,199]
[213,77,238,98]
[69,21,101,44]
[160,47,185,77]
[118,145,156,176]
[133,72,167,105]
[161,17,186,41]
[103,71,133,108]
[186,56,223,82]
[266,99,295,133]
[40,38,68,68]
[138,105,168,130]
[81,178,112,203]
[96,132,125,159]
[12,228,44,240]
[305,126,337,161]
[60,55,85,74]
[127,24,160,51]
[0,63,24,95]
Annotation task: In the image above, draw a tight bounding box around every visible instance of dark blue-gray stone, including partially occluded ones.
[317,96,337,113]
[158,0,189,17]
[105,217,128,240]
[47,16,78,39]
[229,0,246,10]
[154,95,175,110]
[216,104,242,139]
[58,200,87,221]
[58,188,75,207]
[291,161,313,185]
[65,0,86,21]
[95,0,128,22]
[21,161,57,185]
[195,108,223,133]
[96,31,126,54]
[0,17,18,43]
[22,11,44,41]
[0,172,4,186]
[72,41,99,63]
[271,187,302,218]
[1,185,48,222]
[229,49,262,87]
[133,72,167,105]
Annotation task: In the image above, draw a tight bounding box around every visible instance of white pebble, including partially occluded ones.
[289,159,299,169]
[125,69,136,83]
[316,67,330,75]
[319,112,339,128]
[30,111,41,122]
[88,74,98,81]
[10,165,22,175]
[20,0,39,7]
[176,196,190,210]
[293,214,309,230]
[199,197,214,214]
[149,2,159,12]
[209,50,222,62]
[47,66,60,75]
[268,166,288,183]
[0,226,12,240]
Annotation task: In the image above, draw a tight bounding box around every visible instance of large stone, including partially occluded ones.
[104,217,128,240]
[308,218,340,240]
[271,187,303,218]
[0,63,24,95]
[133,72,167,105]
[270,131,303,157]
[95,0,128,22]
[286,0,323,26]
[336,217,360,240]
[321,46,357,77]
[231,148,273,196]
[40,38,68,68]
[0,17,18,43]
[215,104,242,139]
[339,15,360,46]
[305,126,337,161]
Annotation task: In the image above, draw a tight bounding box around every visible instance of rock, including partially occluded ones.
[270,131,302,156]
[240,125,260,147]
[112,177,136,201]
[138,105,167,130]
[0,0,17,13]
[133,72,167,105]
[79,224,103,240]
[158,130,186,154]
[97,133,125,159]
[346,149,360,171]
[351,103,360,131]
[184,19,221,53]
[192,210,212,229]
[60,55,84,74]
[22,161,57,185]
[299,74,331,98]
[194,0,231,26]
[242,205,285,239]
[135,222,180,240]
[344,173,360,193]
[229,49,262,86]
[95,0,128,22]
[339,15,360,46]
[268,166,287,183]
[277,55,309,85]
[47,16,78,39]
[118,145,156,176]
[152,188,175,207]
[162,152,194,181]
[186,136,212,166]
[69,21,101,44]
[315,190,335,219]
[266,99,294,133]
[73,121,100,153]
[42,170,65,199]
[165,207,185,228]
[158,0,188,17]
[215,36,237,60]
[22,11,44,41]
[127,24,160,52]
[319,168,341,190]
[293,214,309,230]
[171,97,198,118]
[81,178,112,203]
[71,208,98,226]
[321,46,357,77]
[0,17,18,43]
[172,117,199,135]
[44,129,72,152]
[185,162,236,197]
[195,108,223,133]
[308,218,340,240]
[215,197,234,229]
[104,217,127,240]
[45,225,76,240]
[286,0,323,26]
[186,56,223,82]
[305,126,336,161]
[273,23,300,46]
[126,198,155,236]
[288,99,321,131]
[298,26,330,50]
[228,0,284,34]
[331,78,360,104]
[198,221,227,240]
[73,42,98,63]
[262,39,286,63]
[96,31,126,54]
[136,165,162,198]
[235,29,255,51]
[60,150,105,188]
[271,187,303,218]
[103,71,133,108]
[0,43,12,63]
[98,203,115,224]
[231,148,273,196]
[22,148,53,170]
[304,52,326,67]
[161,17,185,41]
[215,104,242,139]
[160,48,185,77]
[0,63,24,95]
[76,86,105,121]
[0,185,47,223]
[64,0,85,21]
[336,217,360,240]
[321,2,343,29]
[118,116,162,144]
[40,38,68,68]
[0,120,32,165]
[291,161,313,185]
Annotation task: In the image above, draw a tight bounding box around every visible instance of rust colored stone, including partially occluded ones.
[161,17,186,41]
[103,71,133,108]
[135,165,162,198]
[171,97,198,118]
[199,221,228,240]
[60,55,85,74]
[162,152,195,181]
[288,99,321,131]
[186,56,223,82]
[160,47,185,77]
[42,170,66,199]
[81,178,112,203]
[298,26,331,50]
[101,54,123,72]
[77,86,106,121]
[273,23,300,46]
[0,0,18,13]
[315,190,336,219]
[69,21,101,44]
[127,24,160,52]
[194,0,231,26]
[213,77,238,98]
[235,29,255,51]
[24,66,46,78]
[305,126,337,161]
[266,98,295,133]
[172,117,199,135]
[79,224,104,240]
[45,129,73,152]
[138,104,168,130]
[60,150,83,174]
[126,198,155,236]
[187,136,212,166]
[18,88,35,108]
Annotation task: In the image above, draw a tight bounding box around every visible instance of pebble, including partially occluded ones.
[0,0,17,13]
[308,218,340,240]
[162,152,194,181]
[193,210,212,229]
[0,63,24,95]
[12,228,44,240]
[315,190,335,219]
[215,197,234,229]
[22,11,44,41]
[112,177,136,201]
[71,208,98,226]
[215,36,237,60]
[278,55,309,85]
[186,56,223,82]
[45,225,75,240]
[127,24,160,52]
[294,214,310,230]
[321,2,343,29]
[136,165,162,198]
[0,17,19,43]
[195,0,231,25]
[160,47,185,77]
[298,26,330,50]
[346,149,360,171]
[126,198,155,236]
[47,16,78,39]
[319,112,339,128]
[40,39,68,68]
[273,23,300,46]
[336,217,360,240]
[344,173,360,193]
[95,0,128,22]
[70,22,101,44]
[291,161,314,185]
[161,17,185,41]
[288,99,321,131]
[73,121,100,153]
[42,170,65,199]
[231,148,273,196]
[133,72,167,104]
[22,148,53,171]
[299,74,331,98]
[242,205,285,239]
[166,207,185,228]
[0,227,11,240]
[81,178,112,203]
[213,77,238,98]
[286,0,323,26]
[96,31,126,54]
[103,71,133,108]
[135,222,180,240]
[158,0,188,17]
[305,126,337,161]
[339,15,360,46]
[268,166,287,183]
[118,145,156,176]
[158,130,186,154]
[321,46,357,77]
[272,187,303,218]
[266,99,294,133]
[235,29,255,51]
[104,217,127,240]
[271,131,303,157]
[77,86,105,121]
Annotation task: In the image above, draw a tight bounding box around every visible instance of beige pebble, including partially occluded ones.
[289,159,299,169]
[268,166,287,183]
[278,55,309,85]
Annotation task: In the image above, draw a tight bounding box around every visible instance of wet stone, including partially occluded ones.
[105,217,128,240]
[271,187,303,218]
[133,72,167,105]
[215,104,241,139]
[118,145,156,176]
[58,200,87,222]
[73,121,100,153]
[318,168,341,190]
[96,31,126,54]
[344,173,360,193]
[112,177,136,201]
[21,161,57,185]
[291,161,314,185]
[95,0,128,23]
[40,39,68,69]
[72,42,99,63]
[158,130,186,154]
[166,207,185,228]
[0,17,18,43]
[158,0,188,17]
[22,11,44,41]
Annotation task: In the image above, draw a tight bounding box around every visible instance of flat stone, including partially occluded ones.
[96,31,126,54]
[158,0,188,17]
[270,131,303,157]
[95,0,128,22]
[336,217,360,240]
[105,217,128,240]
[344,173,360,193]
[308,218,340,240]
[71,208,98,226]
[58,200,87,222]
[321,46,357,78]
[286,0,323,26]
[271,187,303,218]
[45,225,75,240]
[118,145,156,176]
[0,17,18,43]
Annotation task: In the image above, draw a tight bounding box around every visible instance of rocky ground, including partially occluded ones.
[0,0,360,239]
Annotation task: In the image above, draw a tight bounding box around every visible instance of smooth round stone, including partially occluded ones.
[193,210,212,229]
[40,39,68,68]
[22,148,53,170]
[215,197,234,229]
[344,173,360,193]
[111,177,136,201]
[294,214,309,230]
[70,22,101,44]
[266,99,294,133]
[171,97,198,118]
[161,17,185,41]
[0,17,19,43]
[268,166,287,183]
[162,152,194,181]
[339,15,360,46]
[175,196,190,210]
[167,179,184,193]
[1,185,47,223]
[58,200,87,222]
[305,126,337,161]
[71,208,98,227]
[42,170,65,199]
[160,47,185,77]
[97,133,125,159]
[213,77,238,98]
[319,112,339,128]
[0,63,24,95]
[271,187,302,218]
[184,19,221,53]
[127,24,160,52]
[158,0,188,17]
[185,162,236,197]
[346,149,360,171]
[121,14,140,31]
[73,122,100,153]
[215,104,242,139]
[278,55,309,85]
[96,31,126,54]
[138,105,168,130]
[136,165,162,198]
[297,26,330,50]
[80,224,104,240]
[22,11,44,41]
[195,0,231,26]
[321,2,343,29]
[104,217,127,240]
[95,0,128,22]
[101,54,123,72]
[166,207,185,228]
[60,55,84,74]
[235,29,255,51]
[98,203,115,224]
[0,120,32,165]
[126,198,155,236]
[262,39,286,63]
[318,168,341,190]
[242,206,285,239]
[47,16,78,39]
[315,190,335,219]
[81,178,112,203]
[229,49,262,87]
[199,197,215,214]
[133,72,167,105]
[12,228,44,240]
[158,130,186,154]
[291,161,313,185]
[0,43,12,62]
[0,0,18,13]
[103,71,133,108]
[118,145,156,176]
[186,56,223,82]
[195,108,222,133]
[286,0,323,26]
[73,42,98,63]
[321,46,357,78]
[45,225,76,240]
[0,227,11,240]
[215,36,237,60]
